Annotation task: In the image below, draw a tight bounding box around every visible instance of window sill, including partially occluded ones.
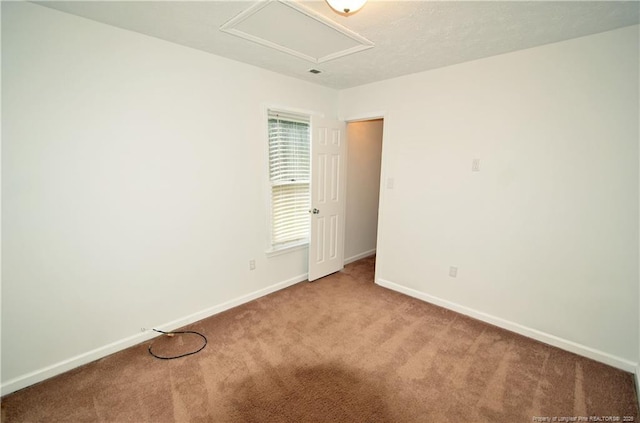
[265,241,309,258]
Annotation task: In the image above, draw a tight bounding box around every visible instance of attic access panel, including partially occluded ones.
[220,0,374,64]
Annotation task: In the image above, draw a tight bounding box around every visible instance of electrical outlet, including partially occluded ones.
[249,259,256,270]
[449,266,458,278]
[472,159,480,172]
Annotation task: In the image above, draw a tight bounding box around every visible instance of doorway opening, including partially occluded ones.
[344,118,384,265]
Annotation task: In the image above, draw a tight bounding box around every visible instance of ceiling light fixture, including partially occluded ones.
[326,0,367,15]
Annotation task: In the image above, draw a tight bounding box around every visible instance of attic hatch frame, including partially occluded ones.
[219,0,374,64]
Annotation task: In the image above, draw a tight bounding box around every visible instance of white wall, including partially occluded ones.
[340,25,640,368]
[1,2,338,393]
[3,1,639,395]
[345,119,383,262]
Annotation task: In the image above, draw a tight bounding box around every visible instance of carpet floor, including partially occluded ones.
[2,256,638,422]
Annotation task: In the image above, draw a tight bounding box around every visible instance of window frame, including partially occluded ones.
[264,107,313,256]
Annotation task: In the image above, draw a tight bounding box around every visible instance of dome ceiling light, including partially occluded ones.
[325,0,367,15]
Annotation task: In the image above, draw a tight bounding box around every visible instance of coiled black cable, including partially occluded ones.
[148,329,207,360]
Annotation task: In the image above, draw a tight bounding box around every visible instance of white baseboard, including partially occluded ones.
[344,249,376,265]
[1,273,308,396]
[377,278,638,373]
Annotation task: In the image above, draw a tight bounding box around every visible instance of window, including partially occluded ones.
[268,110,310,248]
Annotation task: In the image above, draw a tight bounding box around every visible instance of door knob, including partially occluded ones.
[312,208,320,214]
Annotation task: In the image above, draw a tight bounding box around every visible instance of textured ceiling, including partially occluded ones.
[35,1,640,89]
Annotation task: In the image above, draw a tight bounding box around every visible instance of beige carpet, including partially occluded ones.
[2,256,638,422]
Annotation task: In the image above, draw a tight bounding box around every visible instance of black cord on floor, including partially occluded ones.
[148,329,207,360]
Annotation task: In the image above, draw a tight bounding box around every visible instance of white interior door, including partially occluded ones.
[308,117,346,282]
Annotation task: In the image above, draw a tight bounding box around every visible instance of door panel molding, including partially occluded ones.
[309,117,346,281]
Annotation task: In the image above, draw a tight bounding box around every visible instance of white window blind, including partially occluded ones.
[268,110,310,247]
